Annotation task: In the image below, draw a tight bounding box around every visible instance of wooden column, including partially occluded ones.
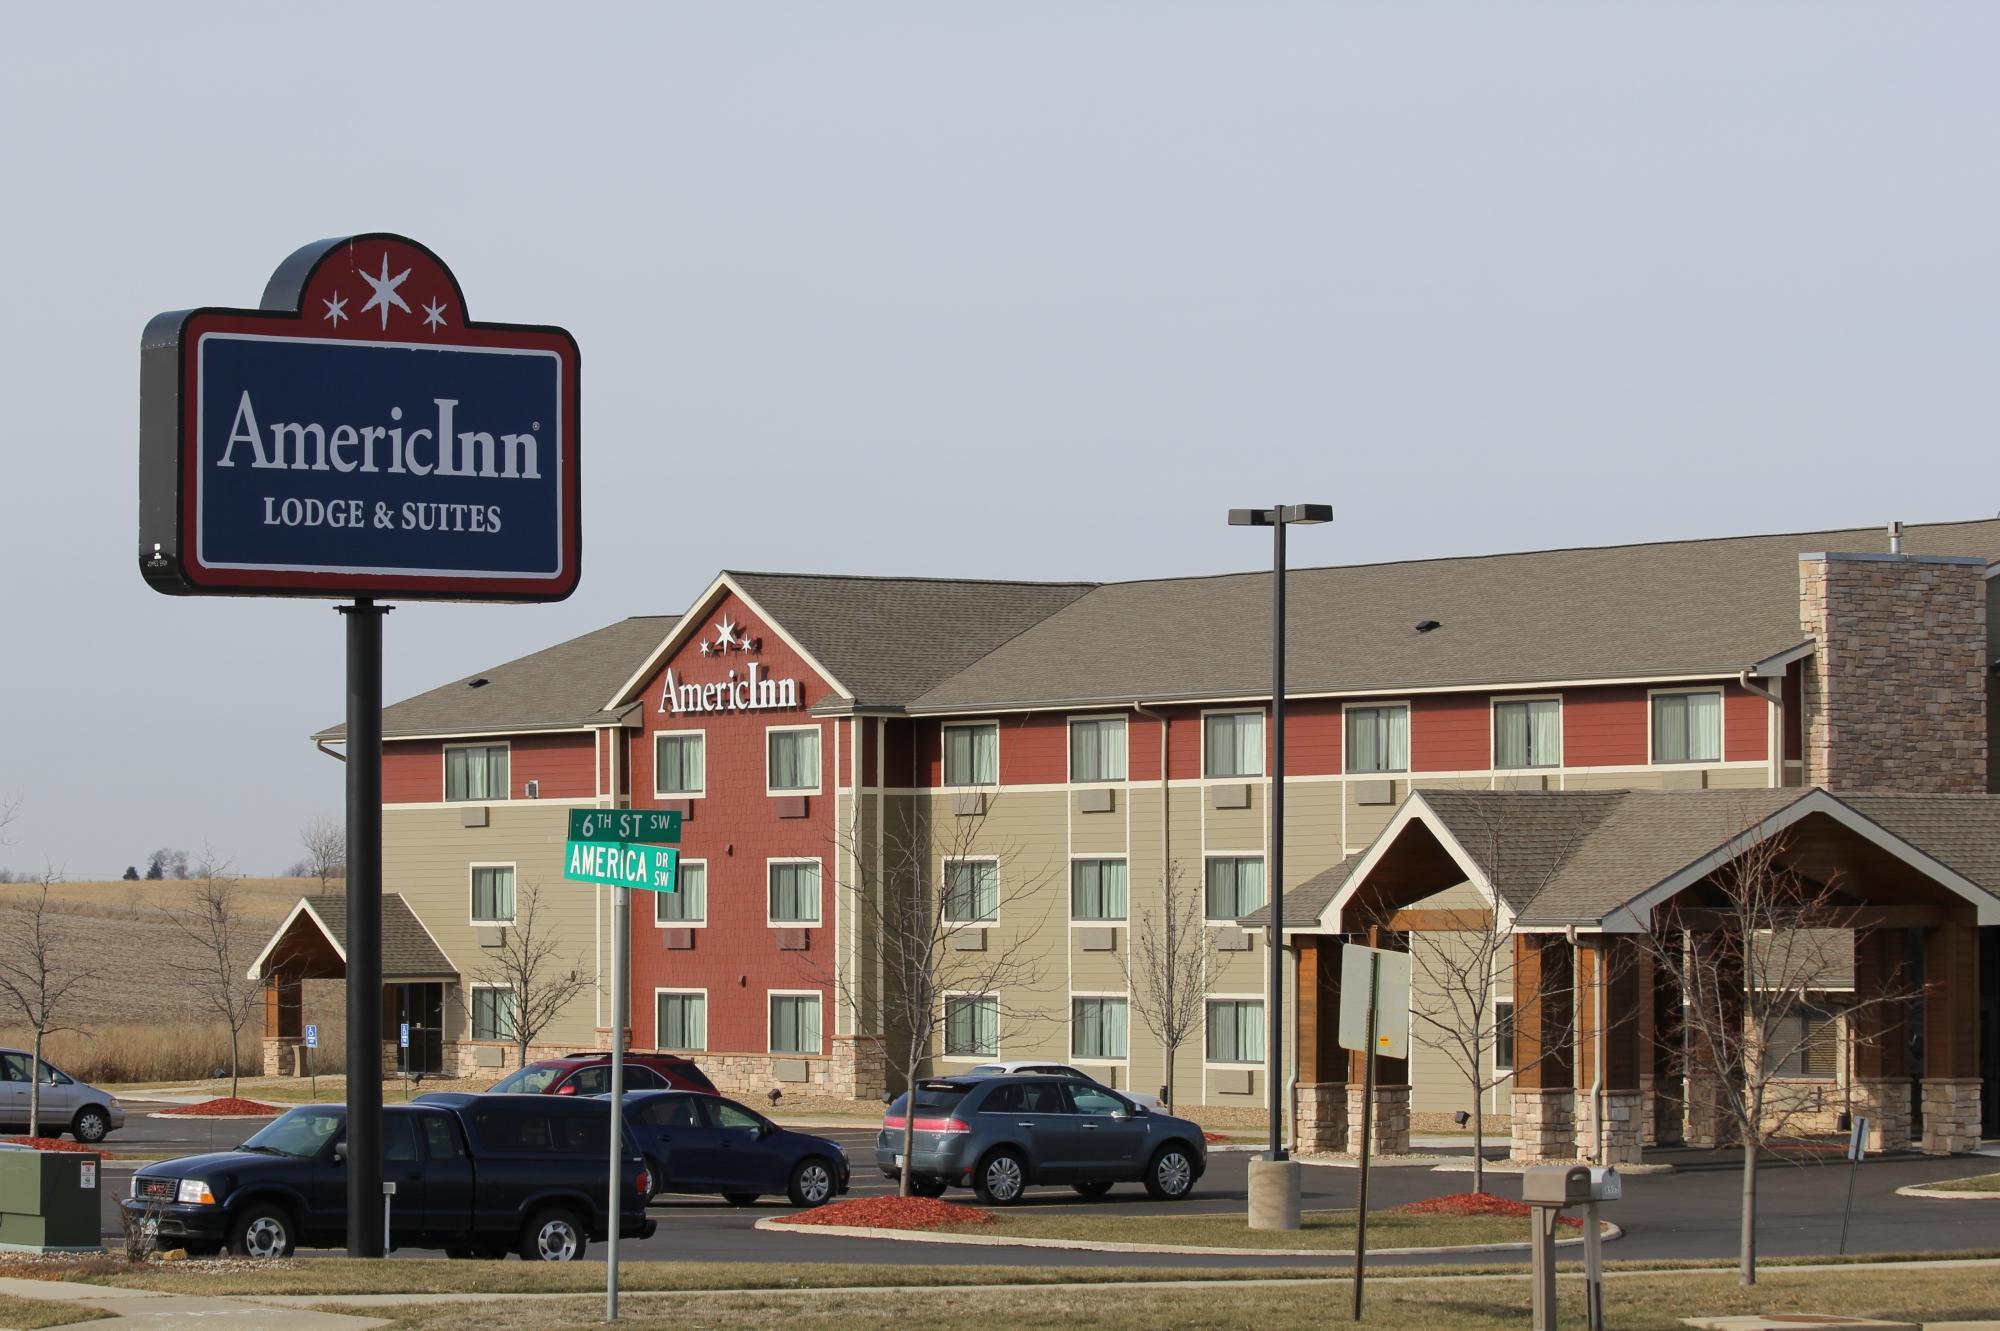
[1509,933,1576,1160]
[1922,917,1982,1153]
[1296,937,1349,1152]
[1575,936,1646,1162]
[1345,927,1409,1153]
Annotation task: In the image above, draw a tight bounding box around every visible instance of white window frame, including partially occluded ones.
[1490,694,1563,771]
[940,855,1000,927]
[653,987,708,1053]
[652,728,707,799]
[468,982,515,1043]
[941,719,1001,788]
[469,861,517,926]
[1068,991,1131,1065]
[1068,854,1130,923]
[1341,700,1411,775]
[764,723,822,795]
[1066,714,1129,784]
[1203,994,1266,1067]
[1647,686,1726,766]
[766,856,823,926]
[768,989,824,1056]
[941,990,1001,1061]
[1200,708,1266,779]
[1203,851,1266,925]
[443,741,512,803]
[652,858,707,927]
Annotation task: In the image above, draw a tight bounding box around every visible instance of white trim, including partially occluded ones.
[1646,685,1727,766]
[939,719,1002,789]
[1200,707,1267,779]
[652,986,708,1053]
[1321,792,1511,934]
[1749,641,1815,674]
[940,989,1001,1060]
[468,862,517,927]
[1341,699,1412,775]
[368,725,618,745]
[383,797,598,811]
[246,897,344,979]
[767,988,825,1056]
[765,722,823,796]
[865,759,1773,798]
[1489,693,1563,772]
[1066,714,1130,784]
[607,574,854,710]
[651,728,707,799]
[652,858,708,927]
[442,740,512,803]
[766,856,824,926]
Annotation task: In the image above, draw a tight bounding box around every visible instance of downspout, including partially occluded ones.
[1737,669,1782,790]
[1134,702,1171,1106]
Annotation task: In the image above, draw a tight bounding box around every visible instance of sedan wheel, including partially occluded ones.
[788,1157,835,1208]
[1144,1147,1195,1201]
[72,1108,110,1143]
[974,1150,1027,1205]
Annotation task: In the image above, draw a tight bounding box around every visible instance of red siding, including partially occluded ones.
[1563,686,1649,767]
[1722,683,1768,764]
[1166,706,1205,781]
[1283,701,1341,776]
[384,741,442,803]
[911,719,943,787]
[883,719,916,788]
[999,714,1067,785]
[1412,695,1488,772]
[511,733,595,799]
[1129,713,1165,783]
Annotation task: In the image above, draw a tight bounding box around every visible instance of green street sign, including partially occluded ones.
[564,841,679,892]
[567,809,681,845]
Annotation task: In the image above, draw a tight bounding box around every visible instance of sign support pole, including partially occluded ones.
[341,598,388,1259]
[1838,1115,1868,1255]
[606,885,629,1321]
[1350,952,1379,1322]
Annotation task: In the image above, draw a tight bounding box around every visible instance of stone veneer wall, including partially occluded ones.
[1800,553,1987,792]
[1920,1078,1983,1155]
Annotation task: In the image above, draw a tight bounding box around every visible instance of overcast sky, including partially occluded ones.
[1,4,1993,876]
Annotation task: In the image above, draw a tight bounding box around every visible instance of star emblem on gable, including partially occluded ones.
[421,298,448,331]
[713,616,740,652]
[358,253,413,330]
[322,292,348,326]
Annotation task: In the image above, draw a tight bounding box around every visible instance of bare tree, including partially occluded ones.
[1115,859,1213,1112]
[0,868,98,1138]
[824,801,1054,1197]
[1635,826,1912,1286]
[297,816,345,896]
[146,848,190,881]
[160,850,264,1098]
[472,882,592,1069]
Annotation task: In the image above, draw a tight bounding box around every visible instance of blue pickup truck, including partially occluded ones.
[123,1095,656,1260]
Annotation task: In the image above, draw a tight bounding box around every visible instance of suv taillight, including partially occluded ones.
[916,1117,970,1134]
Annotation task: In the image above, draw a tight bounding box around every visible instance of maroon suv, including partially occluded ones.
[488,1053,717,1097]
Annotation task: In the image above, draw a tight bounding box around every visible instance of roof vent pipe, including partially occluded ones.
[1888,520,1903,555]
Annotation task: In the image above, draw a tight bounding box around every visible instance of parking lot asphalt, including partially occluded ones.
[91,1106,2000,1269]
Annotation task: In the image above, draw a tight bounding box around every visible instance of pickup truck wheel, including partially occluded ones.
[787,1157,836,1208]
[644,1157,665,1203]
[723,1193,759,1206]
[229,1203,296,1259]
[71,1107,110,1143]
[521,1208,586,1262]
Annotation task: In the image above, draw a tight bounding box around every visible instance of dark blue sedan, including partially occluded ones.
[616,1090,849,1208]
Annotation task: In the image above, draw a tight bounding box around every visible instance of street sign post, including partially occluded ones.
[563,842,679,893]
[304,1024,318,1097]
[567,809,680,845]
[1838,1115,1870,1254]
[1337,943,1411,1320]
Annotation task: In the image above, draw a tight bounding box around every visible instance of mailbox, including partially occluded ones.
[1521,1164,1619,1207]
[1523,1164,1619,1331]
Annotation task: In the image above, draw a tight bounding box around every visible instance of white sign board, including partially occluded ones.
[79,1161,97,1190]
[1337,943,1412,1060]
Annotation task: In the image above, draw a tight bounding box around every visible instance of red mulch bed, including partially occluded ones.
[773,1196,995,1230]
[1399,1191,1584,1229]
[155,1097,279,1117]
[1201,1131,1231,1144]
[1,1137,112,1156]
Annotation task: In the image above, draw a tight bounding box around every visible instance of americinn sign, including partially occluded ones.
[660,616,801,714]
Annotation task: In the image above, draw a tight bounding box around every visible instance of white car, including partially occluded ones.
[959,1061,1165,1112]
[0,1049,125,1142]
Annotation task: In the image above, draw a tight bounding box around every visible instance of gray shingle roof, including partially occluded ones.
[910,518,2000,710]
[317,616,675,741]
[1839,793,2000,898]
[1238,854,1360,929]
[273,894,457,979]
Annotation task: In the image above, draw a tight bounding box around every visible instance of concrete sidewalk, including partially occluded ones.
[0,1275,385,1329]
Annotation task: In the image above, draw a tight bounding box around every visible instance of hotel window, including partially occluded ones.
[653,861,706,924]
[1345,704,1409,773]
[470,986,514,1042]
[944,723,999,786]
[445,744,509,801]
[1494,699,1560,769]
[770,993,822,1055]
[471,866,515,924]
[1205,999,1264,1065]
[1069,718,1128,783]
[944,994,1000,1058]
[1071,858,1128,921]
[1203,712,1264,778]
[1071,997,1129,1060]
[1765,1004,1840,1079]
[1652,690,1722,764]
[943,859,999,923]
[768,861,821,924]
[1205,856,1265,921]
[656,992,706,1052]
[654,733,705,796]
[767,727,820,791]
[1494,1001,1516,1071]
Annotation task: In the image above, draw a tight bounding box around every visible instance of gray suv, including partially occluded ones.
[875,1074,1204,1204]
[0,1049,125,1142]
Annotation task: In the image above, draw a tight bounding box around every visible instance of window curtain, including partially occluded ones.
[448,746,509,801]
[1653,692,1721,763]
[1206,1000,1263,1063]
[946,725,999,785]
[1204,713,1264,777]
[769,730,818,789]
[1070,720,1127,782]
[1496,700,1560,768]
[946,996,998,1056]
[656,862,705,923]
[473,867,514,921]
[944,861,998,921]
[771,996,821,1055]
[473,988,514,1041]
[659,995,704,1050]
[1071,859,1128,920]
[658,736,703,793]
[1072,998,1129,1059]
[770,863,820,922]
[1347,707,1409,773]
[1205,857,1264,919]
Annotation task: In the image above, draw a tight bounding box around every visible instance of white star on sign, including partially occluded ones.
[322,292,348,326]
[421,298,448,331]
[714,616,739,651]
[358,254,412,330]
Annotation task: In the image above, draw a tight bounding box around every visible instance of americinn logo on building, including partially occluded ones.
[660,616,801,714]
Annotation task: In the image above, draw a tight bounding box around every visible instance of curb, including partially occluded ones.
[754,1215,1621,1259]
[1895,1182,2000,1201]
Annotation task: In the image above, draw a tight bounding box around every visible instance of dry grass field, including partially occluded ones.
[0,876,331,1082]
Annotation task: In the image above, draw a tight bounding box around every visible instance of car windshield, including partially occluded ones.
[489,1066,562,1094]
[240,1108,343,1158]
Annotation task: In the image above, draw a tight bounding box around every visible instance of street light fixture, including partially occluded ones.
[1229,503,1331,1175]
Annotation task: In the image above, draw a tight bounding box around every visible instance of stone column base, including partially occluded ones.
[1510,1089,1576,1162]
[1920,1078,1982,1155]
[1853,1079,1913,1151]
[1348,1085,1411,1155]
[830,1034,887,1101]
[1577,1091,1646,1164]
[1295,1082,1348,1153]
[1684,1075,1737,1148]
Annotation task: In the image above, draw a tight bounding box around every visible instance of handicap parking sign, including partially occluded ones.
[399,1023,410,1048]
[304,1024,319,1049]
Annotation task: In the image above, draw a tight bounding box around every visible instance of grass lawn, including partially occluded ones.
[304,1266,2000,1331]
[0,1294,107,1328]
[968,1207,1587,1251]
[1916,1172,2000,1193]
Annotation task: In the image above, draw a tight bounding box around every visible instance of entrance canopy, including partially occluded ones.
[1287,788,2000,936]
[248,893,459,983]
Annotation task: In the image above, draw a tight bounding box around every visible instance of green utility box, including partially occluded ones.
[0,1149,105,1253]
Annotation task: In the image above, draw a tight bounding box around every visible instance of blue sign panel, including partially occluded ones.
[399,1023,410,1049]
[304,1024,319,1049]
